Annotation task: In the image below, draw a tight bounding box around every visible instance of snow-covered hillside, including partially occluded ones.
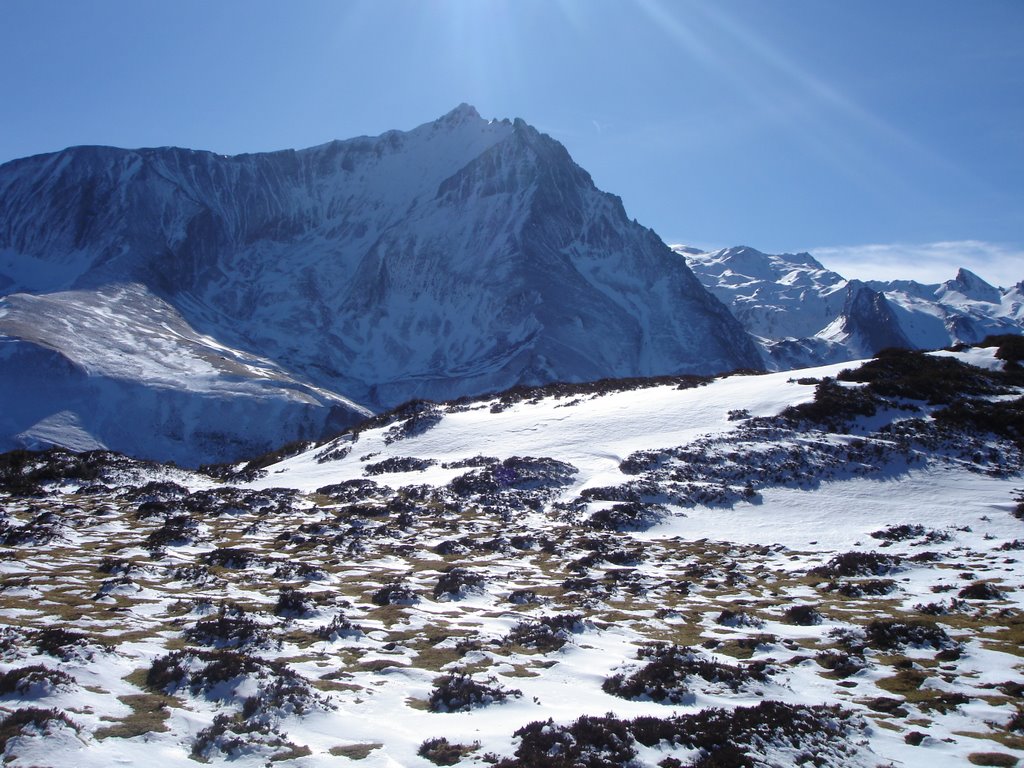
[0,284,369,464]
[0,342,1021,767]
[0,106,761,463]
[678,245,1024,369]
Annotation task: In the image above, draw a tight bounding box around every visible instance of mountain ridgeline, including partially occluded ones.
[680,245,1024,370]
[0,105,762,464]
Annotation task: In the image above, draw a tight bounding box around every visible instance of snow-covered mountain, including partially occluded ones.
[0,105,762,463]
[678,245,1024,369]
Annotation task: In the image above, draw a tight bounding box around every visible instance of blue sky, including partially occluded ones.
[2,0,1021,285]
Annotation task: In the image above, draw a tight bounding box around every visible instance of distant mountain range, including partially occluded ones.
[0,105,761,464]
[676,245,1023,370]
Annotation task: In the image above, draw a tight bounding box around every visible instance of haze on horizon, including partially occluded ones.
[1,0,1020,286]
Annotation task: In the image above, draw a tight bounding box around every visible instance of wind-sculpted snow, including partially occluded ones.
[0,347,1023,766]
[0,106,760,461]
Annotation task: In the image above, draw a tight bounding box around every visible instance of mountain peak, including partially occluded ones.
[942,267,1001,303]
[955,266,984,284]
[440,103,483,124]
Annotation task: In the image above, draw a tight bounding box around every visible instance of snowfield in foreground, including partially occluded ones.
[0,344,1022,767]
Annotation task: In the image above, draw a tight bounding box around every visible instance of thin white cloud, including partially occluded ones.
[812,241,1024,289]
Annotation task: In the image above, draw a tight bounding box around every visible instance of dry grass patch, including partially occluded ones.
[409,644,463,672]
[967,752,1020,767]
[329,743,383,759]
[868,717,904,731]
[980,616,1024,657]
[876,669,927,696]
[875,671,971,714]
[714,634,778,660]
[497,663,542,678]
[368,604,414,628]
[314,679,362,693]
[359,659,407,672]
[94,693,175,740]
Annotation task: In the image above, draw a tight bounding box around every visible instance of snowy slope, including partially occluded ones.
[0,345,1021,767]
[679,245,1024,369]
[0,284,370,464]
[253,367,831,496]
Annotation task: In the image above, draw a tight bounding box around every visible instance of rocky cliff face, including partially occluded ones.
[0,105,762,462]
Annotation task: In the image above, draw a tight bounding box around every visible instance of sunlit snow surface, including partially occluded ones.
[258,364,841,498]
[0,350,1022,767]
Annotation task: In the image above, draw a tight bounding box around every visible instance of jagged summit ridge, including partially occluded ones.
[941,267,1003,304]
[0,106,762,462]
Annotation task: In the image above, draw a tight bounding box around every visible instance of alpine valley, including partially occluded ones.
[1,107,1024,768]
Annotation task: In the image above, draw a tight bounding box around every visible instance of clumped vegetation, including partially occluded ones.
[503,614,585,652]
[0,707,81,752]
[145,514,200,548]
[371,582,419,606]
[147,649,261,697]
[499,714,635,768]
[825,579,898,598]
[33,627,109,661]
[486,374,711,414]
[494,702,863,768]
[200,547,269,569]
[190,711,310,762]
[862,620,958,651]
[586,502,664,532]
[0,448,154,497]
[183,609,269,649]
[433,567,486,599]
[979,333,1024,368]
[383,405,443,444]
[201,438,312,482]
[418,736,480,766]
[783,605,822,626]
[365,456,437,475]
[449,456,578,499]
[781,378,878,427]
[837,348,1012,404]
[428,671,521,712]
[0,665,75,696]
[870,523,927,541]
[958,581,1006,600]
[815,650,867,679]
[810,551,901,578]
[603,644,772,703]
